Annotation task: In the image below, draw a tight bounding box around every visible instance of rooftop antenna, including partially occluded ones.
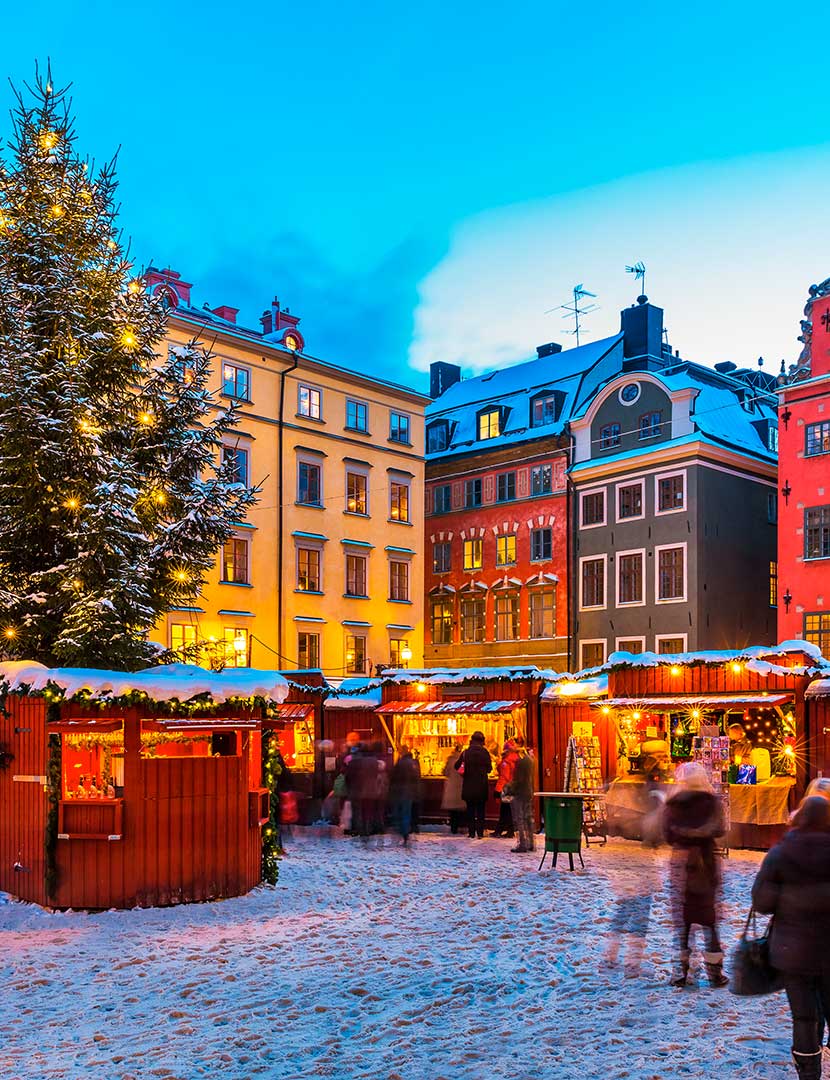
[546,284,599,347]
[625,261,646,298]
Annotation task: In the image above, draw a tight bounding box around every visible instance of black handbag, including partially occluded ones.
[728,908,783,997]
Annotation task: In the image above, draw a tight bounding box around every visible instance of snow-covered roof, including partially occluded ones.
[387,666,560,685]
[0,661,290,705]
[325,678,383,710]
[425,335,622,459]
[806,679,830,698]
[540,674,608,700]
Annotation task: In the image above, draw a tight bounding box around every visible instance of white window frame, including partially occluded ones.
[654,541,688,604]
[579,639,607,668]
[615,477,646,523]
[615,636,646,654]
[616,548,646,608]
[579,486,607,529]
[297,383,323,420]
[655,633,688,654]
[579,553,607,611]
[654,469,686,516]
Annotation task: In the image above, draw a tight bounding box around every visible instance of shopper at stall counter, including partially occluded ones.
[492,739,519,838]
[455,731,492,839]
[509,739,535,854]
[663,762,728,989]
[441,744,466,834]
[751,795,830,1080]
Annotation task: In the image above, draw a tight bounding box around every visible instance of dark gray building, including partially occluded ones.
[569,298,779,667]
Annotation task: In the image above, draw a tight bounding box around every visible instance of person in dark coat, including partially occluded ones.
[752,796,830,1080]
[663,762,727,988]
[389,747,421,845]
[455,731,492,839]
[344,743,379,838]
[492,740,518,838]
[509,741,536,853]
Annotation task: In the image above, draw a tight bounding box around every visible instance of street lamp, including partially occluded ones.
[400,643,413,668]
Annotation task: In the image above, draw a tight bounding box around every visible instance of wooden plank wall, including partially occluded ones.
[540,701,616,791]
[609,661,812,701]
[0,697,49,906]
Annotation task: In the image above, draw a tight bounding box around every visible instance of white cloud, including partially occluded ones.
[408,149,830,376]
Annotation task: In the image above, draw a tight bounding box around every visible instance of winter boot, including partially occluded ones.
[670,949,691,987]
[703,951,729,988]
[792,1050,822,1080]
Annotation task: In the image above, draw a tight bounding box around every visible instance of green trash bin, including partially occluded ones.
[538,792,585,871]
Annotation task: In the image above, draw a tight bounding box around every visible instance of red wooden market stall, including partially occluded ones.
[0,662,289,910]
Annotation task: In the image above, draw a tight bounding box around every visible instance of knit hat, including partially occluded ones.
[470,730,485,743]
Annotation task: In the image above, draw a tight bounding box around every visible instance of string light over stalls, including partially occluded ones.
[121,328,137,350]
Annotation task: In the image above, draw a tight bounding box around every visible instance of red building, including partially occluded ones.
[778,279,830,651]
[423,339,621,670]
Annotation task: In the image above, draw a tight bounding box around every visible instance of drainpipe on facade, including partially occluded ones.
[566,431,576,672]
[276,351,300,666]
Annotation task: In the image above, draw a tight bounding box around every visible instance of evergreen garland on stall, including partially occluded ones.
[44,727,61,900]
[0,65,258,670]
[261,729,282,885]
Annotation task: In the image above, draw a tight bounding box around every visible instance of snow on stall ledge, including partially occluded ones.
[0,661,290,704]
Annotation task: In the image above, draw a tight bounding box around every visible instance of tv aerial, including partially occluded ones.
[625,261,646,297]
[546,284,599,347]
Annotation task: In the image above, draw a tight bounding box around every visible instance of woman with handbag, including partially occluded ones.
[663,762,728,988]
[751,795,830,1079]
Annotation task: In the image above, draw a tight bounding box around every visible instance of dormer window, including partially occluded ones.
[530,393,562,428]
[478,407,504,440]
[599,423,621,450]
[638,411,662,439]
[427,420,452,454]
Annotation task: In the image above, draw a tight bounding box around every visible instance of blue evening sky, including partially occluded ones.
[3,1,827,389]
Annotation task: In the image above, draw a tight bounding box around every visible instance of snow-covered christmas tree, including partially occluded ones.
[0,67,257,669]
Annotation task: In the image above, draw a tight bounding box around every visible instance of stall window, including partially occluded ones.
[431,598,454,644]
[346,471,368,515]
[494,593,519,641]
[170,622,197,657]
[529,589,555,638]
[224,627,249,666]
[530,527,552,562]
[389,480,410,523]
[461,597,486,643]
[345,634,367,674]
[389,560,410,601]
[433,541,451,574]
[345,553,368,597]
[298,632,320,669]
[463,538,483,571]
[297,547,321,592]
[221,537,249,585]
[62,728,125,798]
[496,534,517,566]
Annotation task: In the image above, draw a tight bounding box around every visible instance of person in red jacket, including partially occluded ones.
[492,740,519,837]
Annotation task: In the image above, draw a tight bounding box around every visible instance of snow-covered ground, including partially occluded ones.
[1,833,795,1080]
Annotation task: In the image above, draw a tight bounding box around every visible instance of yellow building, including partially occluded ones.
[146,268,428,675]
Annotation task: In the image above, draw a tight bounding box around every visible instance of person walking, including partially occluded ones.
[389,746,421,846]
[663,762,728,988]
[492,740,519,838]
[455,731,492,839]
[441,744,466,834]
[752,795,830,1079]
[344,743,379,839]
[509,740,536,853]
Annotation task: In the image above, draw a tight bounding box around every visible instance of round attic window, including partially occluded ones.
[284,333,299,351]
[618,382,641,406]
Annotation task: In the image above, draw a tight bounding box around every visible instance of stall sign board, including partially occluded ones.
[572,721,593,737]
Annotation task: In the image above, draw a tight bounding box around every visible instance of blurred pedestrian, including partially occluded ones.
[390,746,421,845]
[441,743,466,834]
[492,739,518,838]
[370,741,389,834]
[752,795,830,1079]
[455,731,492,839]
[345,742,379,839]
[663,762,727,988]
[509,739,536,853]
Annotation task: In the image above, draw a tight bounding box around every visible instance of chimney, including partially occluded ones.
[211,305,239,324]
[714,361,737,374]
[620,295,663,361]
[261,296,302,338]
[430,361,461,399]
[536,342,563,359]
[144,266,192,306]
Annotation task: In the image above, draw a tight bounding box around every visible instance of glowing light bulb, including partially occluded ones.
[731,662,742,674]
[128,279,142,295]
[121,329,137,350]
[670,665,681,676]
[632,711,641,721]
[692,709,701,720]
[153,491,167,505]
[108,239,117,251]
[4,627,16,639]
[137,411,153,426]
[64,497,79,510]
[173,569,188,582]
[72,578,82,589]
[600,706,611,715]
[50,204,64,219]
[784,746,795,757]
[415,682,426,693]
[40,130,58,151]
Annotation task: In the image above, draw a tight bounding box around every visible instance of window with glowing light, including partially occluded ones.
[298,632,320,669]
[769,560,778,607]
[463,538,483,571]
[478,409,501,440]
[345,634,367,674]
[431,598,454,644]
[224,628,249,667]
[222,363,250,401]
[529,589,555,638]
[461,597,486,643]
[804,613,830,654]
[389,560,410,601]
[496,534,517,567]
[170,622,197,658]
[389,481,410,522]
[297,548,321,592]
[221,537,249,585]
[346,471,368,515]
